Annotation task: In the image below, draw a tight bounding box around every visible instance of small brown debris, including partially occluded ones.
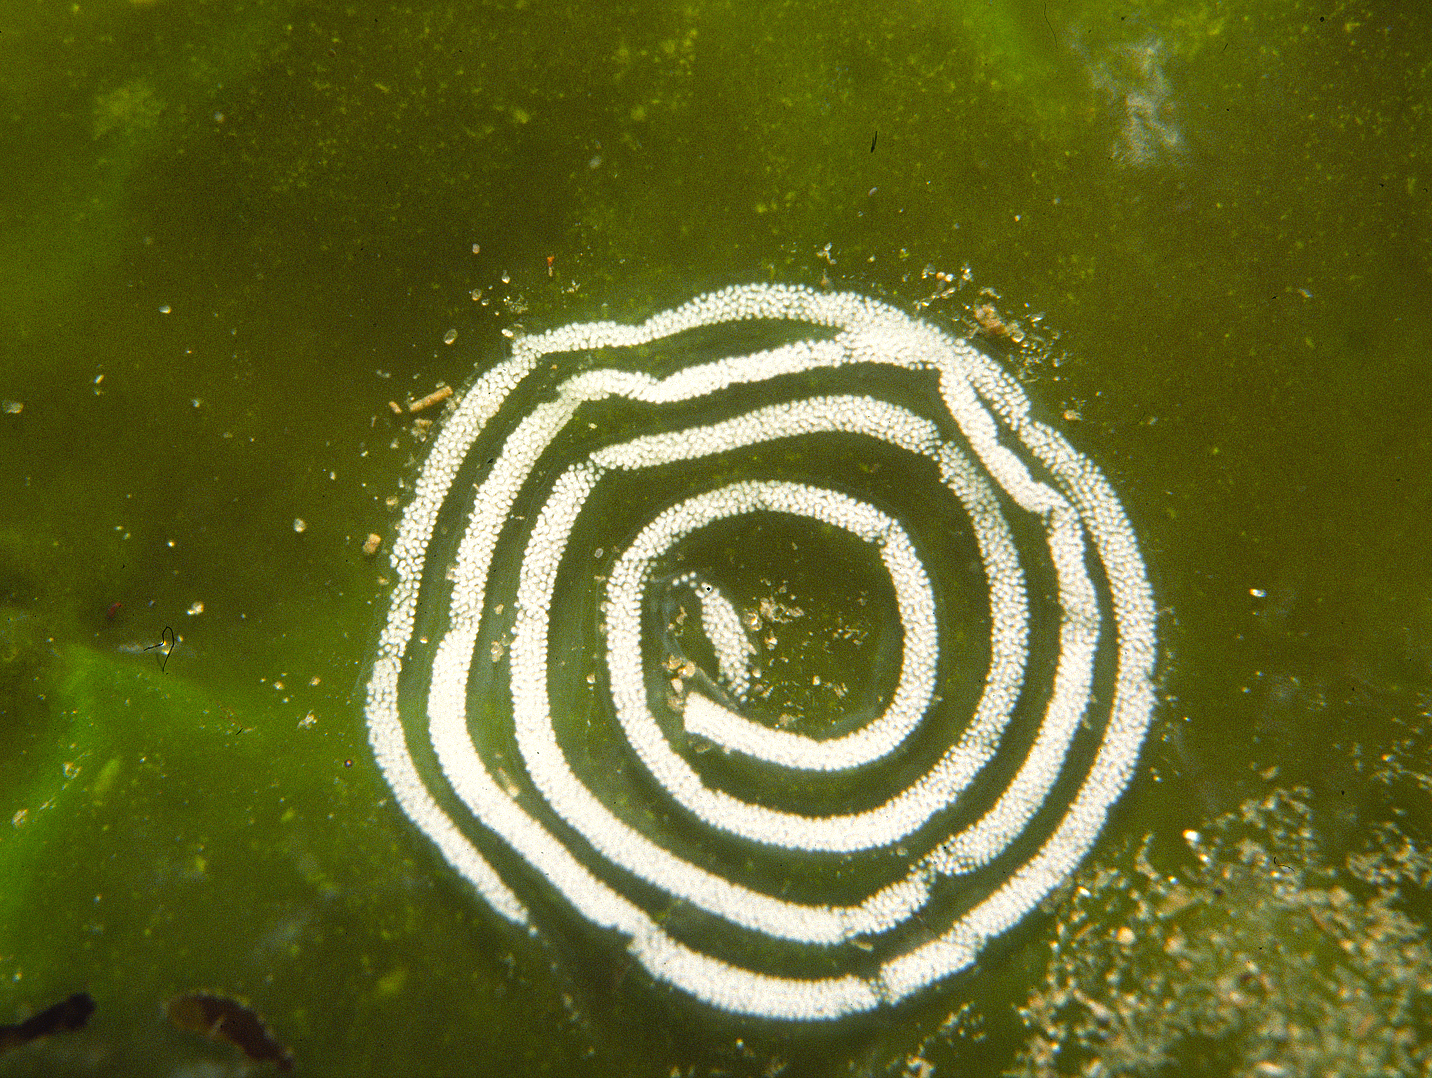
[387,400,404,416]
[408,385,453,413]
[166,992,292,1071]
[971,303,1027,343]
[972,304,1009,337]
[362,532,382,556]
[0,992,95,1053]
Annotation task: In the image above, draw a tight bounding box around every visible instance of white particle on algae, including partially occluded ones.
[186,602,204,616]
[364,282,1157,1022]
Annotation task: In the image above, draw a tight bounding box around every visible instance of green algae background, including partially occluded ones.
[1,0,1429,1074]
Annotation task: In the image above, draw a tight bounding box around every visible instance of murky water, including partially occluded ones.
[1,1,1428,1074]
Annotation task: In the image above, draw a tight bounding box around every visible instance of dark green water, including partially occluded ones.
[2,0,1428,1074]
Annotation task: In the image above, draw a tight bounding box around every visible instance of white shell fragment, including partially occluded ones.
[365,283,1157,1021]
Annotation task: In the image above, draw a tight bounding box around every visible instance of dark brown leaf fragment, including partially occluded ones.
[0,992,96,1052]
[166,992,292,1071]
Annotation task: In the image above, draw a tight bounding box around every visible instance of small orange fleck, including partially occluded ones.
[408,385,453,413]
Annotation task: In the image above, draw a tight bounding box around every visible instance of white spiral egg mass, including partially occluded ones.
[365,283,1157,1021]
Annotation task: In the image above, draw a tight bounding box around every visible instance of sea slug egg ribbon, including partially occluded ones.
[365,283,1157,1022]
